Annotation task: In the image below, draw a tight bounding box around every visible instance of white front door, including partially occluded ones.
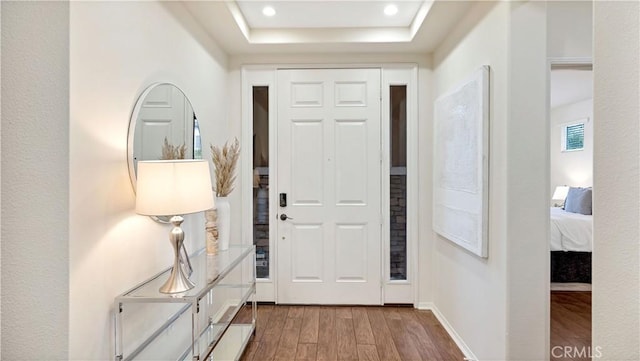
[276,68,382,304]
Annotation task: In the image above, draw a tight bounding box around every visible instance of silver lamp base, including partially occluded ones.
[159,215,195,294]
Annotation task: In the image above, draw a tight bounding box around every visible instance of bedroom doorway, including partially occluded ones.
[548,62,593,361]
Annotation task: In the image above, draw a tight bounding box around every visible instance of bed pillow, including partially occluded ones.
[564,187,592,215]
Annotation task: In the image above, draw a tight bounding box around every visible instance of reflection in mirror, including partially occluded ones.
[128,83,202,190]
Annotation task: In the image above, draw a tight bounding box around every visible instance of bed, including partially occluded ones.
[550,206,593,283]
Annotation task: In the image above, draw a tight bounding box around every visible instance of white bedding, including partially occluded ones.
[550,207,593,252]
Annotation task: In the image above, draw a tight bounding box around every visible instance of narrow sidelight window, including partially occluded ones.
[390,86,407,280]
[252,86,269,278]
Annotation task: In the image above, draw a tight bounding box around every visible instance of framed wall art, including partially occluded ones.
[433,65,490,258]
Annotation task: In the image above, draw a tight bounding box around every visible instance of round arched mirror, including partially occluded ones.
[127,83,203,223]
[127,83,202,190]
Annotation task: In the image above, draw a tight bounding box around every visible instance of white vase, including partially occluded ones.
[215,196,231,251]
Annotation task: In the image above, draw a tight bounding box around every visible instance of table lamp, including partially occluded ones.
[136,160,214,294]
[552,185,570,207]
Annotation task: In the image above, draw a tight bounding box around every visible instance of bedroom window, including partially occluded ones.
[562,122,585,151]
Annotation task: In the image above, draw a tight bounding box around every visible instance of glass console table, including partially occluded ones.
[114,245,256,361]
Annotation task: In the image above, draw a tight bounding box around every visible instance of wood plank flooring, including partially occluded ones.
[235,305,465,361]
[234,292,590,360]
[550,291,592,361]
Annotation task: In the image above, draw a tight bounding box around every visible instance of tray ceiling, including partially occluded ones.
[180,0,473,55]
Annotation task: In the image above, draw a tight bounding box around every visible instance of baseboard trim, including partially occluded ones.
[416,301,434,310]
[416,302,479,361]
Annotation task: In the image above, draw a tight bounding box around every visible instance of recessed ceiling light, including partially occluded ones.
[262,6,276,17]
[384,4,398,16]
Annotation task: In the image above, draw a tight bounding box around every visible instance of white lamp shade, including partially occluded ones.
[136,160,214,216]
[552,185,570,201]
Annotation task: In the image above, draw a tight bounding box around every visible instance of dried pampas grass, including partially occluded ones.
[161,137,187,160]
[211,138,240,197]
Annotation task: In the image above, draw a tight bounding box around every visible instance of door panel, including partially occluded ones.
[334,81,368,106]
[291,224,324,281]
[335,223,368,282]
[291,82,324,107]
[291,120,324,205]
[277,68,382,305]
[335,120,368,205]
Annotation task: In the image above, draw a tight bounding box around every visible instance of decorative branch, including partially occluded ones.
[210,138,240,197]
[161,137,187,160]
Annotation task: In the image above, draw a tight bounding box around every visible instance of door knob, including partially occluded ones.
[280,214,293,221]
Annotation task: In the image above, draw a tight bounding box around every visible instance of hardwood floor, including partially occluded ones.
[235,305,465,361]
[230,292,590,360]
[550,291,592,361]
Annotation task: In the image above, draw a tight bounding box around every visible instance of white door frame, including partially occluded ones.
[241,64,419,305]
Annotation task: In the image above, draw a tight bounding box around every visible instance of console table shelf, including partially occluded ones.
[114,245,256,361]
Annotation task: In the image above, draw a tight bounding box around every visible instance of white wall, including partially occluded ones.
[431,2,548,360]
[431,3,509,359]
[505,2,548,359]
[0,3,3,357]
[69,2,228,359]
[550,99,593,190]
[1,2,70,359]
[592,1,639,359]
[547,1,593,59]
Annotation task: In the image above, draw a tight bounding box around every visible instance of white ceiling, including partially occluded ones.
[550,68,593,109]
[181,0,473,55]
[236,1,424,29]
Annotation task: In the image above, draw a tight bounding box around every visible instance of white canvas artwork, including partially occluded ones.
[433,66,490,258]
